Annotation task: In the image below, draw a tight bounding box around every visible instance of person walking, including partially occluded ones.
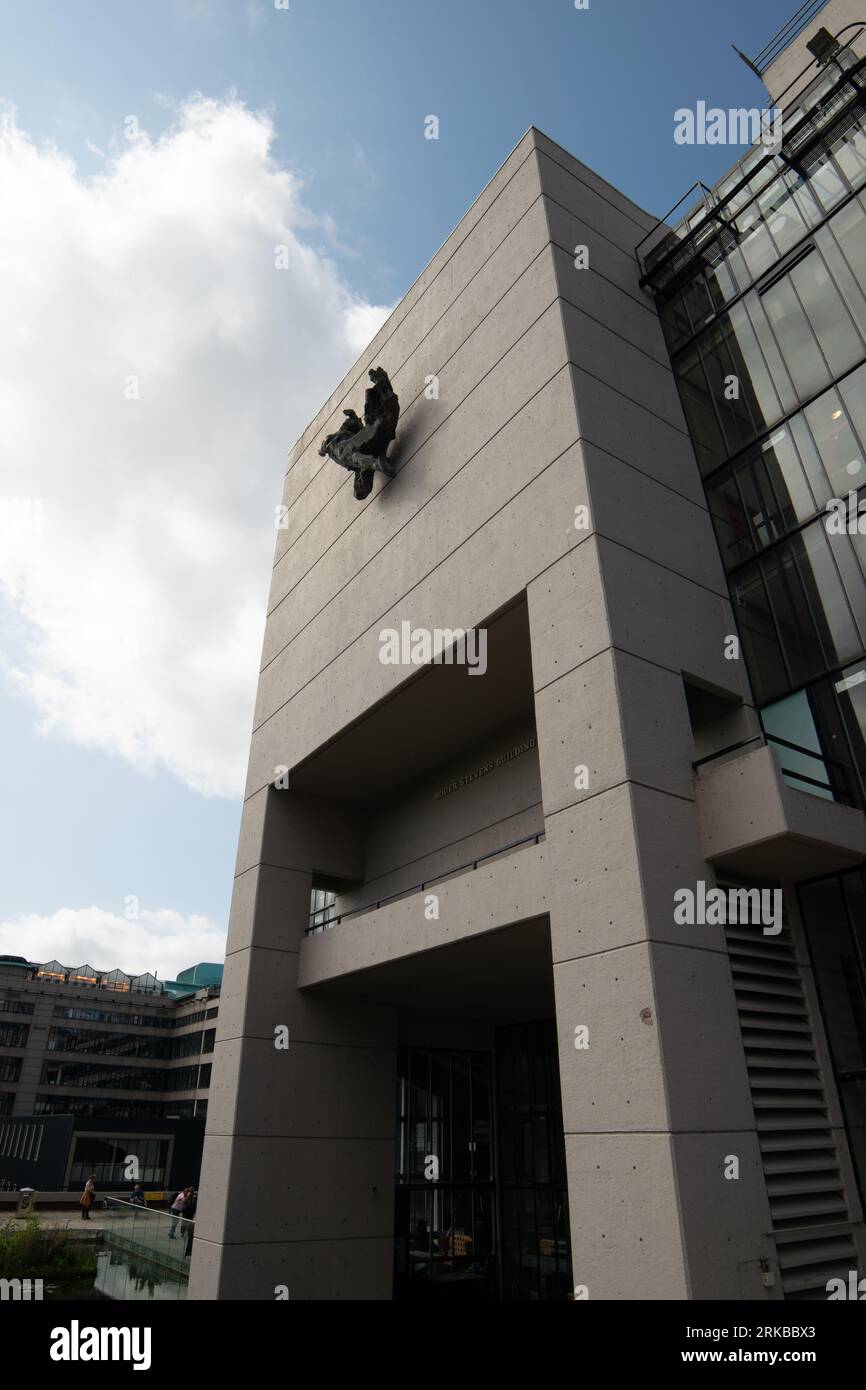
[79,1174,96,1221]
[183,1188,198,1258]
[168,1186,192,1238]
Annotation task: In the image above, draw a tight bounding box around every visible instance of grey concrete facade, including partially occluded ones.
[191,127,866,1300]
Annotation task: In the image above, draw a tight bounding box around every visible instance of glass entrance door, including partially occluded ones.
[393,1024,573,1300]
[394,1048,495,1299]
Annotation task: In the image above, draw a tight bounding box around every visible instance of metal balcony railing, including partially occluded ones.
[306,831,545,935]
[692,730,860,807]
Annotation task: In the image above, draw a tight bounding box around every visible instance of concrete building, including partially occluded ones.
[0,956,221,1193]
[191,5,866,1300]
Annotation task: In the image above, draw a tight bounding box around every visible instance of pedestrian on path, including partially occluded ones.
[79,1175,96,1221]
[168,1186,193,1238]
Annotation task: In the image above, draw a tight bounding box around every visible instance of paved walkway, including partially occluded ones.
[2,1206,163,1231]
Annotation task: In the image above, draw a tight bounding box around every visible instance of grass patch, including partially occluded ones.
[0,1205,97,1281]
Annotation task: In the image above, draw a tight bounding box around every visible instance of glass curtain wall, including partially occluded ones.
[798,868,866,1205]
[653,60,866,807]
[394,1025,572,1300]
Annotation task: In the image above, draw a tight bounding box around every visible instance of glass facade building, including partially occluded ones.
[642,34,866,1218]
[645,47,866,809]
[0,956,220,1191]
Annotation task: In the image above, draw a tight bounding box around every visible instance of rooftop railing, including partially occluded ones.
[636,37,866,290]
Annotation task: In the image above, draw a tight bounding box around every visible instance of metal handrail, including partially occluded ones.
[636,45,866,286]
[306,831,545,934]
[692,729,855,804]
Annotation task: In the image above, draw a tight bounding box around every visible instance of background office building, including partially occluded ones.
[192,3,866,1300]
[0,955,221,1194]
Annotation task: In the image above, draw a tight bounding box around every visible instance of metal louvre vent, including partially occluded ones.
[724,919,858,1299]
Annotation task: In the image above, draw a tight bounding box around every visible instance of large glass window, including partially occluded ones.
[496,1021,571,1300]
[395,1047,495,1299]
[732,522,865,706]
[69,1135,170,1188]
[799,869,866,1206]
[761,690,833,800]
[0,1024,29,1048]
[394,1029,571,1300]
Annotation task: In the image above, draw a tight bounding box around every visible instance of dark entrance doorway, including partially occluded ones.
[393,1021,572,1299]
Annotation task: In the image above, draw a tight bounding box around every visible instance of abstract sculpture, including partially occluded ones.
[319,366,399,500]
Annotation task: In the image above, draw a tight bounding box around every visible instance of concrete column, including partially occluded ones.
[526,138,779,1293]
[189,785,397,1300]
[529,547,775,1299]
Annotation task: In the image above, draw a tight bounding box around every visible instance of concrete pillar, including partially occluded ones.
[189,785,397,1300]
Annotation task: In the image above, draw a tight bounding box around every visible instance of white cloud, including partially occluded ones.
[0,906,226,982]
[0,96,391,797]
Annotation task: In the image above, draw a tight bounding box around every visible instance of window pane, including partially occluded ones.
[760,424,817,527]
[677,347,726,474]
[736,454,783,549]
[761,271,828,400]
[707,470,753,568]
[789,250,863,381]
[802,388,864,501]
[732,565,788,703]
[760,542,823,686]
[761,690,832,798]
[725,301,786,435]
[795,524,861,669]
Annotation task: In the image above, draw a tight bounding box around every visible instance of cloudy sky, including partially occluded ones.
[0,0,793,978]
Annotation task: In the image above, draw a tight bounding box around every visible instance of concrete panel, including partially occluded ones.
[651,942,755,1132]
[615,650,697,802]
[554,947,670,1132]
[196,1135,394,1245]
[215,943,396,1048]
[255,302,572,730]
[226,863,313,956]
[671,1132,778,1300]
[189,1233,393,1300]
[568,366,705,505]
[696,744,866,873]
[527,538,609,691]
[299,840,548,986]
[561,300,687,428]
[580,440,725,594]
[282,135,544,489]
[564,1133,688,1299]
[544,195,659,319]
[206,1035,395,1141]
[630,783,728,954]
[533,649,627,818]
[357,729,542,900]
[549,243,670,365]
[535,143,655,254]
[246,444,587,797]
[544,789,646,962]
[274,191,555,571]
[264,365,578,672]
[596,536,753,700]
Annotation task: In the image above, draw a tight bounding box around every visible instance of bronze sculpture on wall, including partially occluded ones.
[319,366,399,499]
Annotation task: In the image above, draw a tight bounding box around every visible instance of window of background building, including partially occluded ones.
[68,1135,170,1187]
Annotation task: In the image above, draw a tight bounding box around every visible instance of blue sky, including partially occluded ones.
[0,0,811,976]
